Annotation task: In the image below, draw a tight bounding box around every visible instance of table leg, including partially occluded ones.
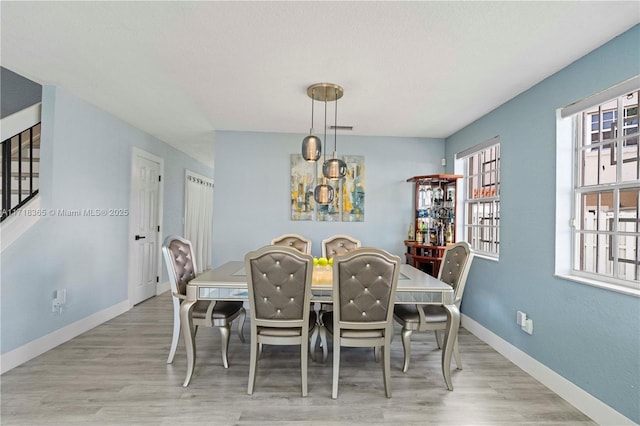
[180,299,196,387]
[441,303,460,391]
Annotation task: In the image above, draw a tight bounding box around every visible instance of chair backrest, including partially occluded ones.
[437,241,473,304]
[332,247,401,329]
[322,234,361,259]
[270,233,312,255]
[245,245,314,328]
[162,235,198,297]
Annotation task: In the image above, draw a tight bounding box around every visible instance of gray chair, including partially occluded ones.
[321,234,361,259]
[318,235,362,351]
[271,233,312,255]
[162,235,245,367]
[245,245,316,396]
[270,233,320,360]
[393,241,473,373]
[320,247,401,399]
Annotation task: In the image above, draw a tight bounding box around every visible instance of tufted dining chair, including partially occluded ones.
[320,247,401,399]
[162,235,246,367]
[393,241,473,373]
[321,234,361,259]
[271,233,312,255]
[245,245,316,396]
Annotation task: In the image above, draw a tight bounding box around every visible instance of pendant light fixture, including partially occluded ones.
[322,86,347,180]
[301,87,321,162]
[314,88,334,204]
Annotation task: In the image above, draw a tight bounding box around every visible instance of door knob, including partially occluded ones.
[135,235,146,240]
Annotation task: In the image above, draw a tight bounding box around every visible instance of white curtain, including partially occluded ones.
[184,170,214,271]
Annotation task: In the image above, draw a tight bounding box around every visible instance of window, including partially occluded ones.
[572,88,639,288]
[457,136,500,258]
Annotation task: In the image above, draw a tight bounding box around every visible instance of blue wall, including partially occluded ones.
[1,86,213,354]
[445,25,640,422]
[212,131,444,263]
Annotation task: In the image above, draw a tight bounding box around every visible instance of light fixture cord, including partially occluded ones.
[310,88,315,133]
[334,87,338,155]
[323,93,327,165]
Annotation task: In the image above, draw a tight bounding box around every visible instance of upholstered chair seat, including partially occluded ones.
[392,304,448,324]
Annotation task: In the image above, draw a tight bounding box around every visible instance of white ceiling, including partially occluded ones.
[2,2,638,165]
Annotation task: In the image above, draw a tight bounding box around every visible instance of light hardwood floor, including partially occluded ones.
[1,293,595,425]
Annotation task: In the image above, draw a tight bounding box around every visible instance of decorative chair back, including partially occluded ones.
[437,241,473,305]
[163,236,198,296]
[271,233,312,255]
[332,247,401,329]
[322,234,361,259]
[246,245,314,327]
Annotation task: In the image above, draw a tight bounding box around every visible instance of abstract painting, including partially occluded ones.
[291,154,365,222]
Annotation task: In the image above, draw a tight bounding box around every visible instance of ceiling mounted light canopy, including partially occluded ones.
[306,82,344,204]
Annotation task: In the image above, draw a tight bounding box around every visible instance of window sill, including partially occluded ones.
[555,273,640,298]
[473,252,499,263]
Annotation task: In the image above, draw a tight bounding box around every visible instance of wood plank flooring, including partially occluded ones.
[1,293,595,425]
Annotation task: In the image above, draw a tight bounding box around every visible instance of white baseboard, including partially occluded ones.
[461,314,636,426]
[0,300,129,374]
[156,281,170,295]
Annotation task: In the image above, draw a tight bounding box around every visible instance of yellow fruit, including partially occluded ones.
[328,258,334,266]
[313,258,319,266]
[317,257,329,266]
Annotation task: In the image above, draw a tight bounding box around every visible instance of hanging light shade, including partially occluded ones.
[323,155,347,180]
[314,177,335,204]
[322,85,347,180]
[301,135,321,162]
[301,87,321,162]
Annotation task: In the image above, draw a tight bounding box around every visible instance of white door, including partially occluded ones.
[128,148,163,306]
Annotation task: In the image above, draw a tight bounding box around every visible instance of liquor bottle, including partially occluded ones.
[445,223,453,244]
[416,230,423,244]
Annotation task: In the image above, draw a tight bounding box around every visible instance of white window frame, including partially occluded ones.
[556,75,640,297]
[456,136,501,259]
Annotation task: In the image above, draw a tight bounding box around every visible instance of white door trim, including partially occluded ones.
[127,147,164,308]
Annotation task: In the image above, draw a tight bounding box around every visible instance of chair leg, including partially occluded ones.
[453,336,462,370]
[401,327,413,373]
[301,337,309,397]
[237,309,246,343]
[374,346,381,362]
[219,325,231,369]
[382,339,392,398]
[248,335,258,395]
[309,327,318,362]
[167,304,181,364]
[320,326,328,362]
[331,336,340,399]
[434,329,443,349]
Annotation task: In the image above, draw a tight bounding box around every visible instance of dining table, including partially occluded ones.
[180,261,460,390]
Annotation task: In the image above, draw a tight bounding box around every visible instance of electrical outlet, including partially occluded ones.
[516,310,526,326]
[52,289,67,314]
[522,318,534,335]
